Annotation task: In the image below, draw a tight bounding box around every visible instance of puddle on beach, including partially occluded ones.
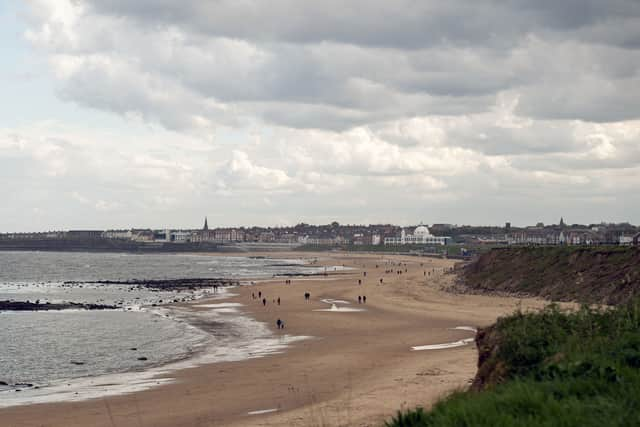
[411,326,477,351]
[449,326,477,333]
[320,298,351,305]
[314,298,366,312]
[247,408,279,415]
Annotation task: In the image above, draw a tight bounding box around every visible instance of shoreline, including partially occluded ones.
[0,253,337,404]
[0,251,552,426]
[0,253,362,404]
[0,282,312,407]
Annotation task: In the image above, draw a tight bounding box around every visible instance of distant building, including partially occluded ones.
[509,228,561,245]
[620,234,634,245]
[153,230,170,242]
[508,226,604,246]
[102,230,132,240]
[299,234,347,245]
[199,227,244,243]
[67,230,104,240]
[384,224,449,246]
[171,231,192,243]
[131,229,154,242]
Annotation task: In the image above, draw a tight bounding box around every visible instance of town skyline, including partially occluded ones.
[2,216,639,235]
[2,217,638,246]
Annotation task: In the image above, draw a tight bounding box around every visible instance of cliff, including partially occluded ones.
[459,246,640,305]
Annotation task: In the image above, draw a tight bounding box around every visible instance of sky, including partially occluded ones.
[1,1,639,232]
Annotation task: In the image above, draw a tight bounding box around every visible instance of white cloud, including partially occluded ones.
[220,150,294,191]
[2,1,639,230]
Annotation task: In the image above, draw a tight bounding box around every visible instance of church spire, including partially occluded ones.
[203,216,209,231]
[559,217,565,227]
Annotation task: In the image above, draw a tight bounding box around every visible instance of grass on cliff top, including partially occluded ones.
[386,300,640,427]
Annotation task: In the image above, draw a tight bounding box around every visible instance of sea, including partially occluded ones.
[0,251,327,406]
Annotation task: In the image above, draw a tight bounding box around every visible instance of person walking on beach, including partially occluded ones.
[304,292,310,301]
[276,318,282,329]
[262,298,267,306]
[252,292,256,299]
[358,296,362,304]
[277,297,281,305]
[358,279,362,285]
[363,295,367,304]
[258,291,262,298]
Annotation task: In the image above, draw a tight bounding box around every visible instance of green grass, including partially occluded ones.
[386,300,640,426]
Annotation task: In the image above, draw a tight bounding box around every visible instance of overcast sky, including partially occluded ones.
[1,1,639,231]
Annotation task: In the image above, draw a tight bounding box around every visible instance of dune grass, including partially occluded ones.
[386,300,640,426]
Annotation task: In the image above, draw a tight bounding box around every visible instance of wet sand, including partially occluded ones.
[0,252,550,427]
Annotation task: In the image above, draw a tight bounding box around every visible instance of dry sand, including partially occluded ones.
[0,252,551,427]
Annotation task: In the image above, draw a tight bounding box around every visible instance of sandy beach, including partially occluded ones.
[1,252,550,427]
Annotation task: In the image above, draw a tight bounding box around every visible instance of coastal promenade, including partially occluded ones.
[0,252,549,427]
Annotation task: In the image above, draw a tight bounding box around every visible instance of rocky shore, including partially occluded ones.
[0,300,117,311]
[62,277,239,291]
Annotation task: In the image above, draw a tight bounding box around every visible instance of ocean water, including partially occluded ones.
[0,309,205,386]
[0,251,319,283]
[0,251,323,402]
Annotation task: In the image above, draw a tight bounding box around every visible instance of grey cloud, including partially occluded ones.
[84,0,640,50]
[6,1,640,231]
[25,1,640,130]
[516,77,640,123]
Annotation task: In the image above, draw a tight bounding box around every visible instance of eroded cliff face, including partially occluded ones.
[471,325,508,391]
[460,246,640,305]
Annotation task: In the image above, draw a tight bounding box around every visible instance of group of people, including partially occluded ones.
[251,289,286,330]
[253,259,450,335]
[251,291,281,306]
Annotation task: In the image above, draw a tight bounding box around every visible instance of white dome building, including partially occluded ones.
[413,225,431,237]
[384,223,449,246]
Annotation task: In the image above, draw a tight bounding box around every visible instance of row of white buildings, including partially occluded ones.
[506,229,640,246]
